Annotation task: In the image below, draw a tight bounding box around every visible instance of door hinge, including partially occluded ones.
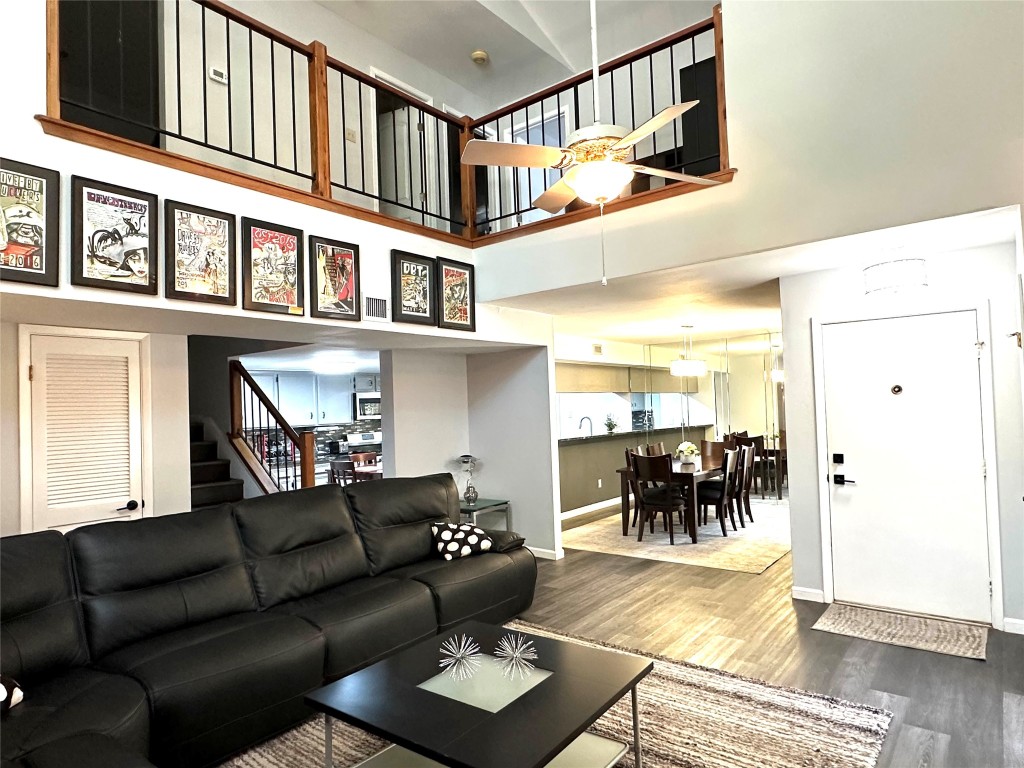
[28,364,33,381]
[976,340,985,359]
[981,461,987,478]
[989,580,993,597]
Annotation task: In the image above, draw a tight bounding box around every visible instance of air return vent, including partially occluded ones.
[364,296,389,322]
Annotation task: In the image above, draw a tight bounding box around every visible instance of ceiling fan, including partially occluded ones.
[460,0,721,214]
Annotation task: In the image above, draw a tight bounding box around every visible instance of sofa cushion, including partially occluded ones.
[15,733,155,768]
[0,668,148,763]
[343,473,460,574]
[271,576,436,679]
[97,612,324,768]
[0,531,88,683]
[430,522,493,560]
[67,506,256,658]
[384,547,537,631]
[233,485,370,608]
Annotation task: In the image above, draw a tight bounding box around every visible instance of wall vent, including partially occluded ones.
[592,343,604,356]
[364,296,389,322]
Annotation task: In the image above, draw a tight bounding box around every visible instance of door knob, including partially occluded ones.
[116,500,139,512]
[833,475,856,485]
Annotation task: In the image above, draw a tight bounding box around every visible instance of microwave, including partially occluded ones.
[353,392,381,419]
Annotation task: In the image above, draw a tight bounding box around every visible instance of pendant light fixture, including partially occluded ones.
[670,325,707,377]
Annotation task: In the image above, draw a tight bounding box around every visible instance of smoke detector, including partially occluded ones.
[470,49,489,65]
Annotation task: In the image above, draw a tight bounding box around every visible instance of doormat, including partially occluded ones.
[812,602,988,660]
[227,620,892,768]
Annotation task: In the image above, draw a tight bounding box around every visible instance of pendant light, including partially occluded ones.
[670,325,707,377]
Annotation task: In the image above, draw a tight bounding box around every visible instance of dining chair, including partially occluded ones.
[738,435,772,498]
[329,459,357,485]
[628,451,691,545]
[700,438,735,467]
[696,448,738,536]
[739,442,756,522]
[634,444,648,457]
[646,441,666,456]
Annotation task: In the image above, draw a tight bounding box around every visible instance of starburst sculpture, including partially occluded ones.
[495,633,538,680]
[439,634,482,681]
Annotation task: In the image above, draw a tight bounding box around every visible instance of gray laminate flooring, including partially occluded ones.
[520,549,1024,768]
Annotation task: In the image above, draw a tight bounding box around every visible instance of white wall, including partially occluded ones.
[780,242,1024,622]
[727,351,770,437]
[478,0,1024,302]
[147,334,193,516]
[380,349,470,480]
[1,323,20,535]
[556,392,632,439]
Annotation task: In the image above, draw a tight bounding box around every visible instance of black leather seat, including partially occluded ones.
[13,734,155,768]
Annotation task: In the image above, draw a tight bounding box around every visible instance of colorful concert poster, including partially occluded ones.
[0,164,50,277]
[310,236,360,321]
[390,250,436,326]
[242,218,303,314]
[165,201,235,304]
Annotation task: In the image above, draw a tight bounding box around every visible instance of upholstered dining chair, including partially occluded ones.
[627,450,691,545]
[696,448,739,536]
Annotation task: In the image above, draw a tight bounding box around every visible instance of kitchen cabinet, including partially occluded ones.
[250,371,278,401]
[317,375,354,424]
[554,363,629,393]
[277,372,318,426]
[354,373,379,392]
[628,367,698,394]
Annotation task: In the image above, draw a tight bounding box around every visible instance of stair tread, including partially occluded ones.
[190,440,217,447]
[192,478,244,488]
[190,459,231,467]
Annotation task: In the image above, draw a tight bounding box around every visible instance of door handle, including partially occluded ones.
[322,411,326,419]
[833,475,856,485]
[116,500,139,513]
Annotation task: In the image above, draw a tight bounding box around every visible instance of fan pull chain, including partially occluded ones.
[599,201,608,286]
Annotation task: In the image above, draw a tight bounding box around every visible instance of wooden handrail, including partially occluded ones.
[193,0,312,54]
[229,360,303,445]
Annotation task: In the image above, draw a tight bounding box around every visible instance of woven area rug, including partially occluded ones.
[812,602,988,660]
[227,619,891,768]
[561,498,791,574]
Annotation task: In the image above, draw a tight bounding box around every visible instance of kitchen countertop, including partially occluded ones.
[557,424,713,446]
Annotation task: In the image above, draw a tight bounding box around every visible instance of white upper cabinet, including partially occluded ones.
[354,373,379,392]
[317,375,354,424]
[276,372,318,426]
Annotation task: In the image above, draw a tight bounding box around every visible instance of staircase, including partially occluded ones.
[190,422,245,508]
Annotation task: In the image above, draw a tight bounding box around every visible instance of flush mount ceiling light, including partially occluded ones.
[670,325,707,377]
[470,49,489,65]
[863,258,927,294]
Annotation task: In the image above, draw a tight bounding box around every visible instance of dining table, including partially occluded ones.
[615,457,723,544]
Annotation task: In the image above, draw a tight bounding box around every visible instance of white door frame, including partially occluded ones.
[18,324,154,533]
[810,299,1004,630]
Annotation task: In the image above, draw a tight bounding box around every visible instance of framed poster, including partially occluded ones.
[164,200,236,305]
[241,217,303,314]
[390,250,436,326]
[0,159,60,287]
[437,257,476,332]
[71,176,157,294]
[309,235,360,321]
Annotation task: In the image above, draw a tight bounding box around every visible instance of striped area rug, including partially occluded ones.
[226,620,892,768]
[811,602,988,660]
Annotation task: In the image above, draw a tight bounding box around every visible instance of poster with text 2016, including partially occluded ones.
[0,159,59,286]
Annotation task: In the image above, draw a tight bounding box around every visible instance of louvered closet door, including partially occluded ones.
[31,335,144,529]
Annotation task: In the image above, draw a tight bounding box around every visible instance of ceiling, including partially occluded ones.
[314,0,716,109]
[240,346,380,375]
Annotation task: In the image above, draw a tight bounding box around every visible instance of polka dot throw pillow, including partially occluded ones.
[431,523,494,561]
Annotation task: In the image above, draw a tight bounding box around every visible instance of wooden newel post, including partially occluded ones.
[458,116,477,240]
[712,4,730,172]
[307,40,332,198]
[299,431,317,488]
[228,362,242,437]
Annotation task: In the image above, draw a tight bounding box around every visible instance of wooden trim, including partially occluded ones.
[45,0,60,118]
[299,431,316,488]
[36,115,470,247]
[713,4,730,172]
[458,117,477,240]
[228,436,279,495]
[472,169,736,247]
[229,361,303,444]
[325,55,460,127]
[193,0,311,53]
[307,41,331,198]
[470,16,715,128]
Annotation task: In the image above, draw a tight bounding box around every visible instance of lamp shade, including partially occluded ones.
[670,358,707,377]
[564,161,635,205]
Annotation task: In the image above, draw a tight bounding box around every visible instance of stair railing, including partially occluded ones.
[228,360,316,493]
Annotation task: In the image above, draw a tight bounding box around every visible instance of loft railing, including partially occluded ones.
[42,0,731,245]
[228,360,315,493]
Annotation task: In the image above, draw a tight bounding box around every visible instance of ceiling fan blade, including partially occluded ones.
[461,139,571,168]
[533,177,578,213]
[611,101,699,150]
[632,165,721,186]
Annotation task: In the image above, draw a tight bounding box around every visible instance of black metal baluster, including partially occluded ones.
[610,69,616,125]
[434,116,442,224]
[670,44,678,156]
[271,42,278,166]
[405,102,415,219]
[340,73,349,188]
[629,61,636,131]
[175,0,182,137]
[392,108,399,206]
[358,81,366,192]
[540,99,548,193]
[248,28,256,159]
[649,54,656,157]
[290,52,298,171]
[226,19,233,152]
[494,119,503,224]
[692,36,700,162]
[522,108,531,210]
[573,84,580,133]
[201,5,209,144]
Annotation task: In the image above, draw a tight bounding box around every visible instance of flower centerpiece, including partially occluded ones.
[675,441,699,464]
[603,414,618,434]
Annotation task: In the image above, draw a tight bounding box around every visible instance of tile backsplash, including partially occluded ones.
[309,420,382,457]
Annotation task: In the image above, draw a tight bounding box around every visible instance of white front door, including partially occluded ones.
[30,334,145,530]
[821,311,991,623]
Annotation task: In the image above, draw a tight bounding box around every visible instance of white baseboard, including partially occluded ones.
[527,546,564,560]
[1003,617,1024,635]
[561,496,626,520]
[792,587,826,603]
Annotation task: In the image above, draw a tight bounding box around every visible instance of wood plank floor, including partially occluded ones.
[520,549,1024,768]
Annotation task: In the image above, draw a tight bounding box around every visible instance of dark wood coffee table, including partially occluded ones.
[305,621,653,768]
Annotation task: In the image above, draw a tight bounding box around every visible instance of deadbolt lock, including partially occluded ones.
[891,385,903,395]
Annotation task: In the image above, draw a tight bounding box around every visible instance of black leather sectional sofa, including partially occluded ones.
[0,474,536,768]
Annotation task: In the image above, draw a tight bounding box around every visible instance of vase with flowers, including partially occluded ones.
[675,441,699,464]
[603,414,618,434]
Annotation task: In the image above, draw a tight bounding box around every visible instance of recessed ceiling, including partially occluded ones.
[240,345,381,375]
[314,0,716,110]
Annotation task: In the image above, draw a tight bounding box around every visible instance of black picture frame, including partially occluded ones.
[71,176,158,295]
[241,217,304,315]
[0,159,60,287]
[309,235,361,321]
[436,257,476,332]
[390,250,437,326]
[164,200,236,305]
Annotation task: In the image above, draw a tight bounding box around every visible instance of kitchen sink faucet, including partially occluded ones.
[578,416,593,437]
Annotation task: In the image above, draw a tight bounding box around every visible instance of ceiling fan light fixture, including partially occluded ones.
[564,160,634,205]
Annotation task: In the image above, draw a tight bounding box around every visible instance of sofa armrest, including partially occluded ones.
[483,529,526,553]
